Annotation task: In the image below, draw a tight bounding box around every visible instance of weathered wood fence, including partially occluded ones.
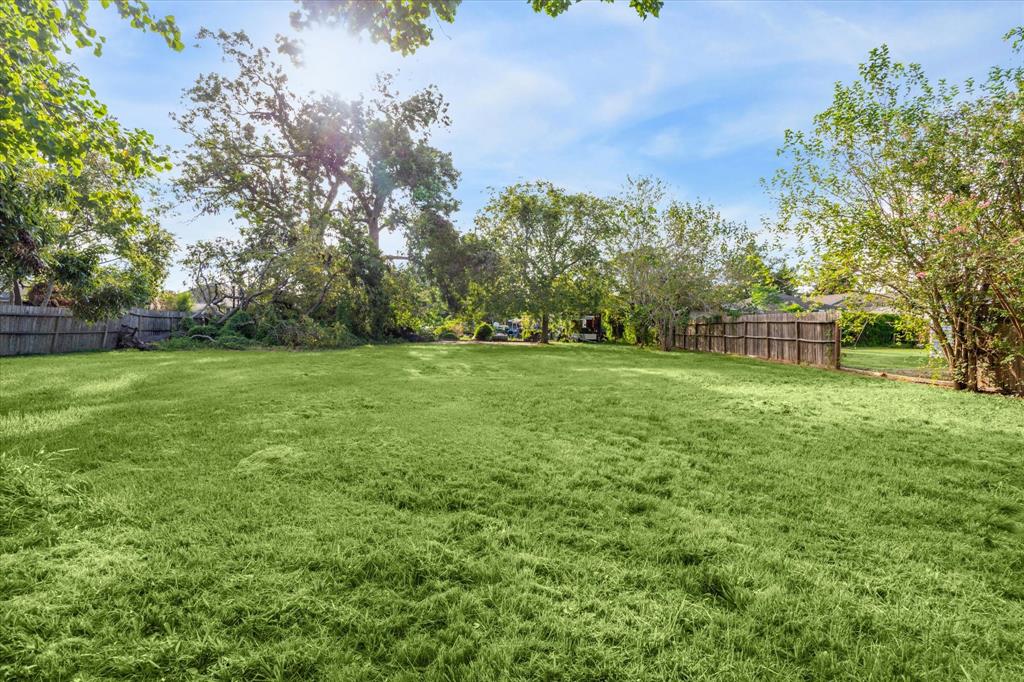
[672,312,841,368]
[0,304,187,356]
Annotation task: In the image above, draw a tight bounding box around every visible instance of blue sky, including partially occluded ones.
[77,0,1023,288]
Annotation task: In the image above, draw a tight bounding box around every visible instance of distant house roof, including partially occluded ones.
[808,292,898,314]
[727,291,899,314]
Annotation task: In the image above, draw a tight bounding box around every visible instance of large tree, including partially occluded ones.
[286,0,662,56]
[176,31,459,337]
[475,181,613,343]
[772,30,1024,391]
[608,178,756,347]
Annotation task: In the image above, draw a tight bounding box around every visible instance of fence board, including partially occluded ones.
[672,312,840,369]
[0,304,187,356]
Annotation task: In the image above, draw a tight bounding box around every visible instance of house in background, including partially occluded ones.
[729,291,898,314]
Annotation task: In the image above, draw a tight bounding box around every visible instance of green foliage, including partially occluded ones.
[840,311,927,347]
[608,177,757,349]
[0,0,180,175]
[186,323,221,339]
[287,0,661,55]
[473,322,494,341]
[262,317,361,349]
[1,14,177,321]
[156,290,194,312]
[223,311,257,339]
[438,330,459,341]
[434,320,465,338]
[3,345,1023,678]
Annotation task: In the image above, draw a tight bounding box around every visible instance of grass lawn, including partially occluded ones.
[842,346,940,375]
[2,344,1023,680]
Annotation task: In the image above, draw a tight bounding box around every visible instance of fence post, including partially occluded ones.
[49,313,61,353]
[795,319,801,365]
[834,318,841,369]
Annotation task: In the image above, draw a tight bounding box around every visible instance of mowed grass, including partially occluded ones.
[842,347,933,372]
[1,344,1023,681]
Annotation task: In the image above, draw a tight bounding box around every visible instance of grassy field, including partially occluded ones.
[841,346,935,373]
[2,344,1023,680]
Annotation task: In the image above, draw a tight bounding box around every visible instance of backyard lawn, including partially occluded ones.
[2,344,1023,680]
[841,346,935,374]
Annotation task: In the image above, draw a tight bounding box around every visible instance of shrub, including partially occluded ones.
[224,311,257,339]
[474,322,494,341]
[214,333,256,350]
[263,317,360,349]
[523,329,542,342]
[840,312,927,347]
[172,291,194,312]
[438,330,459,341]
[187,323,222,339]
[434,321,464,338]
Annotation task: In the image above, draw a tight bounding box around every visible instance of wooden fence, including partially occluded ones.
[0,304,187,356]
[672,312,841,368]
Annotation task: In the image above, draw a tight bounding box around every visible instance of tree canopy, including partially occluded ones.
[0,0,181,174]
[286,0,662,55]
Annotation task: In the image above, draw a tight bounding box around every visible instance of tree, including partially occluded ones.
[176,31,459,337]
[771,30,1024,391]
[475,181,613,343]
[0,168,50,304]
[646,200,755,349]
[1,155,174,320]
[607,176,667,345]
[286,0,662,56]
[406,210,499,315]
[608,178,755,348]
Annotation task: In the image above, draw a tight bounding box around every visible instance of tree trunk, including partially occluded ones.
[659,317,673,351]
[11,278,22,305]
[541,312,549,344]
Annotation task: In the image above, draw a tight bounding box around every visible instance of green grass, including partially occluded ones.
[2,344,1022,680]
[842,346,935,372]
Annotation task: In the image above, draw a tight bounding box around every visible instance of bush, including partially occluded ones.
[415,327,437,342]
[172,291,193,312]
[434,320,465,338]
[224,311,257,339]
[263,317,360,349]
[438,330,459,341]
[840,312,927,347]
[186,323,222,339]
[214,333,257,350]
[523,329,542,342]
[474,322,494,341]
